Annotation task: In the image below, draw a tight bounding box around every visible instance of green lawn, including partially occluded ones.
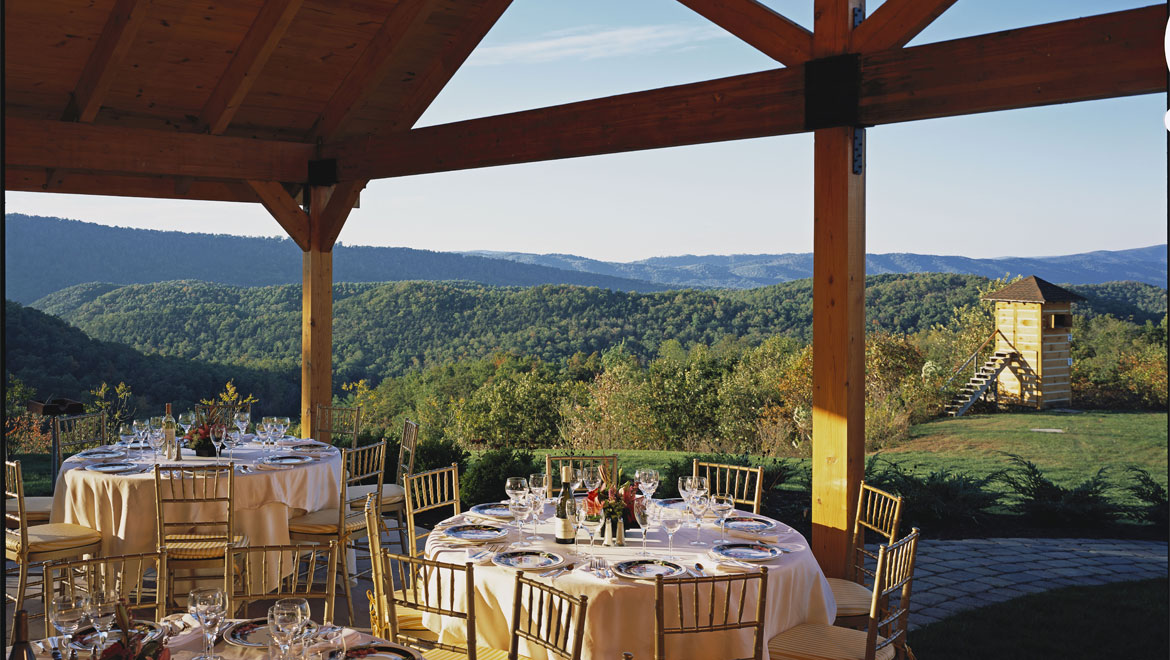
[911,578,1169,659]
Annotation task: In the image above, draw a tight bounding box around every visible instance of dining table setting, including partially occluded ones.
[418,469,837,660]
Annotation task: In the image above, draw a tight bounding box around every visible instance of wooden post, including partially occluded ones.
[302,185,335,443]
[810,0,866,579]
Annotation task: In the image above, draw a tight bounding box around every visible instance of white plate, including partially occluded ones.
[709,542,783,562]
[468,502,513,519]
[84,461,142,474]
[262,454,314,466]
[492,550,565,571]
[611,559,687,580]
[76,447,127,460]
[443,524,508,543]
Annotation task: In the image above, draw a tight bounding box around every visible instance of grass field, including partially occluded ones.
[910,578,1169,659]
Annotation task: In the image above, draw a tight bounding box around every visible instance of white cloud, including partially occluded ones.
[469,24,729,66]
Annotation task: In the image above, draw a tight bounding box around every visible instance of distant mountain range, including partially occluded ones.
[3,214,1165,304]
[464,246,1168,290]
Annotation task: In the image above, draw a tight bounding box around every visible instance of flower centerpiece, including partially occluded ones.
[587,467,640,546]
[99,599,170,660]
[182,423,220,457]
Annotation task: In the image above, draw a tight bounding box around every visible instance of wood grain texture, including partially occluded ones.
[248,180,310,250]
[850,0,957,52]
[5,168,259,203]
[64,0,152,122]
[199,0,305,135]
[314,179,366,251]
[674,0,812,66]
[301,192,333,438]
[5,118,313,181]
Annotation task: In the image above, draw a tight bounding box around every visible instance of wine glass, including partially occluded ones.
[711,495,736,543]
[177,411,195,438]
[50,594,89,651]
[267,603,300,660]
[276,416,291,441]
[132,419,149,450]
[87,590,117,652]
[145,427,162,460]
[687,494,710,546]
[570,468,585,494]
[661,508,683,559]
[255,418,271,454]
[209,424,225,460]
[505,477,528,502]
[581,468,601,494]
[691,476,709,499]
[275,597,311,642]
[189,587,226,660]
[508,497,531,546]
[233,411,250,444]
[524,492,543,542]
[223,430,241,461]
[580,513,603,558]
[678,476,694,503]
[636,469,659,500]
[528,472,547,505]
[632,500,651,556]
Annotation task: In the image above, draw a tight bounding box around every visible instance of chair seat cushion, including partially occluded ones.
[23,497,54,522]
[7,523,101,554]
[827,577,874,616]
[164,534,247,559]
[769,623,895,660]
[422,647,516,660]
[349,483,405,507]
[288,508,367,535]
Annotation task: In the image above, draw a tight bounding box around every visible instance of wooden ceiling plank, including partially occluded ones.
[6,167,261,203]
[200,0,306,136]
[851,0,957,52]
[6,117,314,181]
[387,0,514,133]
[249,179,311,250]
[860,5,1166,125]
[323,5,1162,181]
[309,0,440,141]
[64,0,153,123]
[675,0,812,66]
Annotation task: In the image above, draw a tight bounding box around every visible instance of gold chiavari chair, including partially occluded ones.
[6,460,103,631]
[693,460,765,514]
[510,571,589,660]
[351,419,419,553]
[769,529,920,660]
[289,439,385,622]
[153,464,244,611]
[52,411,107,471]
[654,567,769,660]
[544,455,619,493]
[404,464,461,558]
[828,482,904,628]
[315,404,362,449]
[46,550,168,622]
[380,548,486,659]
[364,496,428,640]
[226,542,337,620]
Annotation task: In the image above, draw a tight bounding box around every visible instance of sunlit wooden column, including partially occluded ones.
[810,0,866,579]
[301,184,334,443]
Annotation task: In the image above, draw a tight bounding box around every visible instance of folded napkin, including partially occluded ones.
[726,529,781,544]
[430,546,495,564]
[254,462,292,471]
[712,560,757,574]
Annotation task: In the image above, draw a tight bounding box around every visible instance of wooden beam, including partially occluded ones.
[63,0,152,122]
[314,180,366,251]
[860,5,1167,125]
[309,0,438,141]
[5,118,314,181]
[384,0,514,133]
[811,0,866,581]
[850,0,957,52]
[301,185,335,442]
[248,180,311,251]
[325,67,806,179]
[5,168,260,203]
[324,6,1163,181]
[199,0,305,135]
[674,0,812,66]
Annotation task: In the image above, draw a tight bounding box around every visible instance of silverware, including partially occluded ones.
[32,640,44,655]
[694,562,707,577]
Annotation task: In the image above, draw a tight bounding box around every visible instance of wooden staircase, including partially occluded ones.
[944,349,1019,417]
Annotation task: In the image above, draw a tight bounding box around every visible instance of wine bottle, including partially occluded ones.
[9,610,37,660]
[554,466,576,545]
[163,403,179,461]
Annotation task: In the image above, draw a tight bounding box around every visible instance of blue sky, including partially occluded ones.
[6,0,1166,262]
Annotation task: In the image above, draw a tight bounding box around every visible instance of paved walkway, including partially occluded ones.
[908,537,1168,629]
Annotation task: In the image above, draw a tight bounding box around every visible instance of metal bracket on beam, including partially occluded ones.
[852,128,865,175]
[852,6,864,28]
[804,54,861,130]
[307,158,339,186]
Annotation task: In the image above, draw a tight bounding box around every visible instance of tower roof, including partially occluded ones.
[982,276,1087,303]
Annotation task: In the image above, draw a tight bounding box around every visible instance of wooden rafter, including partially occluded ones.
[6,168,258,203]
[851,0,958,52]
[199,0,305,136]
[5,118,313,181]
[324,5,1163,181]
[249,180,311,250]
[674,0,812,66]
[309,0,439,142]
[314,180,366,250]
[63,0,152,123]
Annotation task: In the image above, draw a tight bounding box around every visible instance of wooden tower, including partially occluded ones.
[982,276,1086,409]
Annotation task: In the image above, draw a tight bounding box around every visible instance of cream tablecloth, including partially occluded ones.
[50,443,343,558]
[421,506,836,660]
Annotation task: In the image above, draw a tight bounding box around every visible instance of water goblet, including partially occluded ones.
[524,493,543,542]
[267,604,300,660]
[632,500,651,556]
[209,425,225,460]
[528,472,547,505]
[86,590,117,652]
[146,428,163,460]
[661,509,683,559]
[636,469,659,499]
[275,597,311,642]
[580,514,603,558]
[223,430,241,461]
[691,476,709,498]
[570,468,585,494]
[233,411,250,444]
[687,494,710,546]
[505,477,528,502]
[508,497,531,546]
[132,419,149,453]
[189,587,225,660]
[50,593,89,651]
[276,416,291,441]
[177,411,195,438]
[678,476,694,503]
[581,468,602,495]
[711,495,735,543]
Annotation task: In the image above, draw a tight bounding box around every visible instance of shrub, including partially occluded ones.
[656,452,804,523]
[998,453,1122,527]
[413,436,470,475]
[1124,467,1168,527]
[866,457,1002,529]
[459,447,541,507]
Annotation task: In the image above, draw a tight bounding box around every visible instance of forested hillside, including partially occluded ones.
[28,273,1166,387]
[3,214,667,303]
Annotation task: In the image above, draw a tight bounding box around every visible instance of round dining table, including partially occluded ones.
[50,440,344,561]
[421,503,836,660]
